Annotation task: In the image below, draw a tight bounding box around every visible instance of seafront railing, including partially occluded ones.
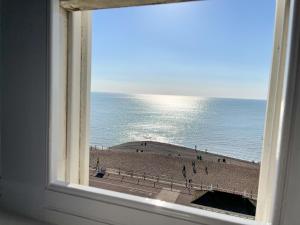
[91,167,257,200]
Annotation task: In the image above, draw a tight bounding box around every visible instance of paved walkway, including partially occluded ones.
[156,189,180,203]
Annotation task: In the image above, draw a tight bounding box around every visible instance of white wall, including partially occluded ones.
[0,0,2,180]
[0,0,300,225]
[0,0,48,219]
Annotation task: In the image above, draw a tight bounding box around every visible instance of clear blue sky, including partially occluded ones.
[91,0,276,99]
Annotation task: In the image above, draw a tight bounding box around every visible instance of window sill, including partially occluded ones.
[45,182,262,225]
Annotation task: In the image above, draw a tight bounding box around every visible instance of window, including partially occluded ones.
[48,0,296,224]
[88,1,274,218]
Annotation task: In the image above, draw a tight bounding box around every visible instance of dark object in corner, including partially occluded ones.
[95,172,105,178]
[192,190,256,216]
[95,168,106,178]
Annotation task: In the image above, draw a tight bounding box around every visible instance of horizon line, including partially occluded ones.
[90,91,267,101]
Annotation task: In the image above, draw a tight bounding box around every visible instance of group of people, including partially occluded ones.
[182,160,210,192]
[182,161,208,177]
[217,158,226,163]
[136,142,148,153]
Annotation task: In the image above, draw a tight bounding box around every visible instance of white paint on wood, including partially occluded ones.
[66,11,82,184]
[274,1,300,225]
[49,0,68,183]
[256,0,295,223]
[79,11,92,186]
[60,0,201,11]
[45,183,259,225]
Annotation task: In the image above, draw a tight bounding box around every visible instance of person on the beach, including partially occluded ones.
[182,165,186,178]
[96,157,100,171]
[205,166,208,175]
[188,179,193,193]
[192,161,196,174]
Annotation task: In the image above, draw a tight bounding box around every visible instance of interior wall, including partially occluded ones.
[0,0,3,180]
[0,0,48,219]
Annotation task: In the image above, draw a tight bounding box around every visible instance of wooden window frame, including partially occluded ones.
[47,0,298,225]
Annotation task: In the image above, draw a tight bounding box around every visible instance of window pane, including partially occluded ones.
[89,0,275,218]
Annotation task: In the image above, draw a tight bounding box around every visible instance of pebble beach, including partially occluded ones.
[89,141,260,209]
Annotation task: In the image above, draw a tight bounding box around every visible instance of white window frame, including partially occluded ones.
[47,0,298,225]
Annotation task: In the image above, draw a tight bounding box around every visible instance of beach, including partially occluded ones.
[89,141,259,215]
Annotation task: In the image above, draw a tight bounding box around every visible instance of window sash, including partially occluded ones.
[60,0,201,11]
[49,4,91,185]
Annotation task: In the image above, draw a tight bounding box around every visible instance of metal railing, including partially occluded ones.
[91,167,257,200]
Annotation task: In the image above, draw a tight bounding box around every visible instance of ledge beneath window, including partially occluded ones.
[45,182,262,225]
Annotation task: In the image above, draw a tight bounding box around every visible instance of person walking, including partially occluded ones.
[96,157,100,172]
[192,161,196,174]
[182,165,186,178]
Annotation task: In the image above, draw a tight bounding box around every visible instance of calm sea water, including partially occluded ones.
[90,92,266,162]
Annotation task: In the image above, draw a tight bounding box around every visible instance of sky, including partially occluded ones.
[91,0,276,100]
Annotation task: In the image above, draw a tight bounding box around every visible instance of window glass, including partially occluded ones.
[89,0,275,218]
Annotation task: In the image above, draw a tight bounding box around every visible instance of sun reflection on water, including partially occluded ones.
[134,94,207,112]
[123,94,209,144]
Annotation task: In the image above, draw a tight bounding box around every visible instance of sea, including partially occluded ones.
[90,92,266,162]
